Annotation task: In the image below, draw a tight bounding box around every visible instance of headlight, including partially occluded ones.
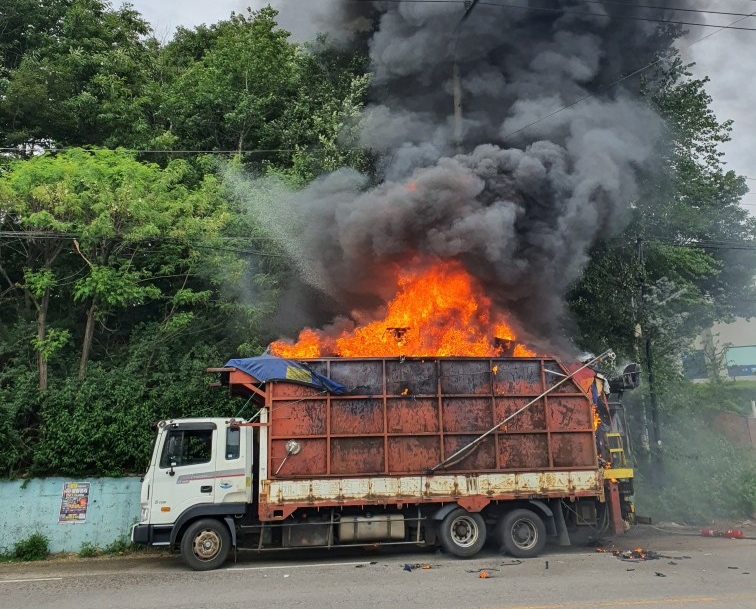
[141,507,149,522]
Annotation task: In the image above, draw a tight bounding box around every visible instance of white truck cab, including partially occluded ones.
[131,418,251,561]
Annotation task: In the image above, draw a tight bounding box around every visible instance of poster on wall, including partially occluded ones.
[58,482,90,524]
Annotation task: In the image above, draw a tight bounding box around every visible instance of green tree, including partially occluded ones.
[0,149,230,386]
[0,0,156,151]
[161,7,298,154]
[569,58,756,366]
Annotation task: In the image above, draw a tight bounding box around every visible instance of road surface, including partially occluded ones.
[1,527,754,609]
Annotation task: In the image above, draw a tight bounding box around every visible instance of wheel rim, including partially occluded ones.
[510,518,538,551]
[192,529,223,562]
[450,515,480,548]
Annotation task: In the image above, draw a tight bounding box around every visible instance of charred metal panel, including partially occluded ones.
[387,436,440,472]
[386,359,437,395]
[545,361,582,394]
[439,360,491,394]
[329,360,383,395]
[330,398,384,435]
[498,434,550,469]
[331,438,384,474]
[443,435,496,471]
[492,360,543,395]
[442,398,493,433]
[548,396,591,431]
[551,433,595,468]
[495,397,547,431]
[387,398,439,433]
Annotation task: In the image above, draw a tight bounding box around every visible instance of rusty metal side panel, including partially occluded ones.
[331,437,384,474]
[551,433,596,468]
[258,470,604,521]
[439,360,491,394]
[492,360,544,394]
[495,397,547,431]
[386,398,439,433]
[387,436,440,472]
[442,398,493,432]
[385,359,437,395]
[548,396,592,430]
[443,435,496,471]
[270,399,326,436]
[330,398,384,435]
[498,434,550,469]
[271,439,327,476]
[265,357,597,479]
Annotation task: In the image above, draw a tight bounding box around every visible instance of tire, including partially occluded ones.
[180,518,232,571]
[438,508,486,558]
[497,508,546,558]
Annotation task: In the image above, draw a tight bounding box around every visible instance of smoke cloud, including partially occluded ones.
[237,1,692,348]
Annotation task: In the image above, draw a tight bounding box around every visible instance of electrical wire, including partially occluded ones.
[500,7,756,140]
[337,0,756,30]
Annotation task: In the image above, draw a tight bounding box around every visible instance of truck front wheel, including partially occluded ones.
[497,509,546,558]
[438,508,486,557]
[180,518,231,571]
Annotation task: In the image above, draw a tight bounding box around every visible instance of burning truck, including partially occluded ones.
[129,0,679,571]
[131,263,640,570]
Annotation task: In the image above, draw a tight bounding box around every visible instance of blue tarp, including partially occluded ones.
[224,354,348,395]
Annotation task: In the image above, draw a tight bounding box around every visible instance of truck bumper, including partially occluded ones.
[131,523,150,544]
[131,523,172,546]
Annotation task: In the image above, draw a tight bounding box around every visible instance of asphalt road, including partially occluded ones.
[1,527,754,609]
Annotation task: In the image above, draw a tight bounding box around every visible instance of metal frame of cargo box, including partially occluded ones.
[213,356,606,522]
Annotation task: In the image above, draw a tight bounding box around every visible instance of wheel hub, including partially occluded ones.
[451,516,478,547]
[511,519,537,550]
[193,530,221,560]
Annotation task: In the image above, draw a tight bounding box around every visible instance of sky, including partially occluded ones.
[127,0,756,212]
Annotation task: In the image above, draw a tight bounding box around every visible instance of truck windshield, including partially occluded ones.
[159,429,213,468]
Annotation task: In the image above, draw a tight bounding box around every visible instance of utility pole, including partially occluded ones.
[452,0,480,151]
[636,237,662,473]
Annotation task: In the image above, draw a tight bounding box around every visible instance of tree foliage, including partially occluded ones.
[0,3,753,503]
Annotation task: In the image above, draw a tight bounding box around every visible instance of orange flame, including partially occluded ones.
[271,261,535,358]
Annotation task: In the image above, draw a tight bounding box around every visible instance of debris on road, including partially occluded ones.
[655,572,666,577]
[616,548,661,562]
[402,563,432,572]
[601,547,693,563]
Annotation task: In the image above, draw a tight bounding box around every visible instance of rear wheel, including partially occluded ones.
[438,508,486,557]
[181,518,231,571]
[497,509,546,558]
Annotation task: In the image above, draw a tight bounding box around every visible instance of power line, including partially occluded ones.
[339,0,756,30]
[585,0,756,19]
[0,147,368,155]
[478,0,756,29]
[501,8,756,140]
[0,231,292,257]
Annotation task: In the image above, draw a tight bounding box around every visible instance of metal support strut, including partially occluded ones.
[428,350,615,472]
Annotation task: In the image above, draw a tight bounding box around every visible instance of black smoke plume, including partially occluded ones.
[240,1,692,349]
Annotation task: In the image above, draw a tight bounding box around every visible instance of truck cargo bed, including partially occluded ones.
[229,357,597,477]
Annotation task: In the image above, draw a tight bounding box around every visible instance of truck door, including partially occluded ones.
[212,424,250,505]
[149,422,217,526]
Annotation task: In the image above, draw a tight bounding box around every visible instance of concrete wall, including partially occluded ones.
[0,477,141,554]
[712,412,756,450]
